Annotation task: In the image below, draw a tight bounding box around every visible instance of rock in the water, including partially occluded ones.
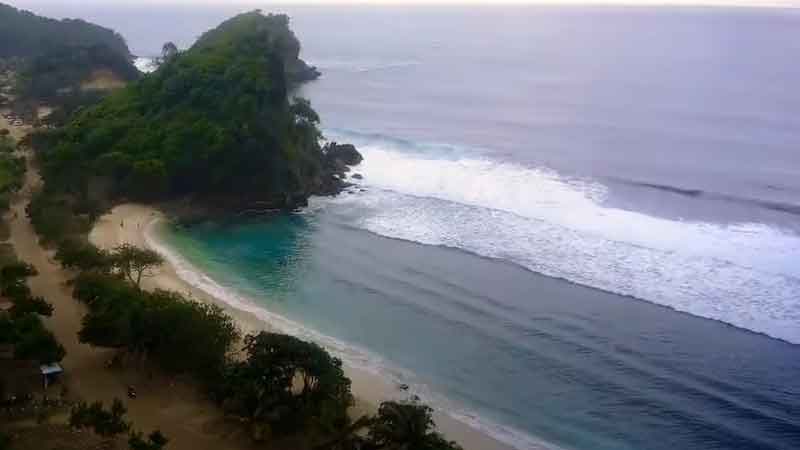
[314,142,364,197]
[351,173,363,180]
[324,142,363,166]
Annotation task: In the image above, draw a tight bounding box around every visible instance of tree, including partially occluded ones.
[55,238,112,272]
[367,401,463,450]
[70,398,131,437]
[0,262,37,281]
[0,262,55,318]
[160,41,179,63]
[33,11,339,213]
[129,430,169,450]
[217,332,353,437]
[73,272,238,379]
[11,313,65,363]
[10,295,54,317]
[291,97,320,124]
[111,244,163,288]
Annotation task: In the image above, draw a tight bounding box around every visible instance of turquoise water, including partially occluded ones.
[38,3,800,448]
[157,211,800,450]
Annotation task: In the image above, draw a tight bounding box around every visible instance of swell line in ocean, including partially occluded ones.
[317,128,800,345]
[142,218,554,450]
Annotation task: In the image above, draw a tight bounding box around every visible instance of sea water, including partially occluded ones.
[24,3,800,449]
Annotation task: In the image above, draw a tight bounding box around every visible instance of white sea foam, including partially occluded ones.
[306,58,421,73]
[142,220,550,450]
[133,56,158,73]
[320,130,800,344]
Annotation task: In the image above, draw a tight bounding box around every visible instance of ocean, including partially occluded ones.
[24,3,800,449]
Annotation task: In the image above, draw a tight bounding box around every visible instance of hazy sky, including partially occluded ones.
[10,0,800,7]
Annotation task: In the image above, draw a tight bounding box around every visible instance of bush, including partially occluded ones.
[69,398,131,437]
[27,190,91,245]
[128,430,168,450]
[74,272,239,380]
[2,313,65,364]
[55,238,112,272]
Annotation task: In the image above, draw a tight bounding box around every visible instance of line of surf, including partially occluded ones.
[141,218,556,450]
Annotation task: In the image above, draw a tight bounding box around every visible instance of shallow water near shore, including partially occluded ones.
[157,212,800,450]
[28,3,800,449]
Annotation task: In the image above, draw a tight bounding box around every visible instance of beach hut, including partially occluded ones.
[39,363,64,389]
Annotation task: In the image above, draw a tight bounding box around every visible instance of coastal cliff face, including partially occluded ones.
[32,11,356,218]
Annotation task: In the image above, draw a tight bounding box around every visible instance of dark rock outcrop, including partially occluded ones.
[314,142,363,197]
[324,142,363,167]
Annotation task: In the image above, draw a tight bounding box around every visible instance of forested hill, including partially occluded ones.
[34,11,350,215]
[0,2,131,59]
[194,11,320,83]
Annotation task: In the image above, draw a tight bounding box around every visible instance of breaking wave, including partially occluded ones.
[320,128,800,344]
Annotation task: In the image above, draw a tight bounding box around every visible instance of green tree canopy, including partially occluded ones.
[367,402,464,450]
[217,332,353,437]
[0,2,131,59]
[37,11,328,211]
[110,244,164,288]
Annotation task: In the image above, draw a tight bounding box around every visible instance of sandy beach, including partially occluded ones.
[88,204,516,450]
[3,101,512,450]
[4,144,262,449]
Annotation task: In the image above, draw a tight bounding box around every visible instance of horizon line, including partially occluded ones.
[12,0,800,9]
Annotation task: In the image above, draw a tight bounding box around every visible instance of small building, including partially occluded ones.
[40,363,64,389]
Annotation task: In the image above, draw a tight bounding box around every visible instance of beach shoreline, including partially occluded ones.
[88,203,520,450]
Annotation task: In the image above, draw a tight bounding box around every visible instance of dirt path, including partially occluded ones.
[5,150,260,450]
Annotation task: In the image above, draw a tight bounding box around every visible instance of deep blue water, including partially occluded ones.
[18,3,800,449]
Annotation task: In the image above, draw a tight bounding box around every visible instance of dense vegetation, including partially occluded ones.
[35,11,334,212]
[12,9,459,450]
[0,134,24,212]
[70,398,169,450]
[0,2,130,60]
[59,239,460,448]
[193,12,320,83]
[17,43,140,103]
[73,271,238,380]
[0,2,138,118]
[0,261,64,364]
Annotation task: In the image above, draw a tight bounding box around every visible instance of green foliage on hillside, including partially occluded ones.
[0,2,131,59]
[194,11,320,83]
[37,11,325,210]
[17,44,140,102]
